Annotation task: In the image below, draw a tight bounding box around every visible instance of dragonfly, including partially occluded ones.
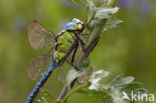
[25,18,94,103]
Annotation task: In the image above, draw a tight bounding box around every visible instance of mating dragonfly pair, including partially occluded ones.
[26,18,94,103]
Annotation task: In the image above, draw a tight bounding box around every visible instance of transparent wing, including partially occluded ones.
[27,49,53,80]
[56,48,93,84]
[28,21,55,50]
[57,60,93,84]
[56,51,77,83]
[57,62,71,83]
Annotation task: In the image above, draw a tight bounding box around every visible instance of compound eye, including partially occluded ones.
[65,22,76,30]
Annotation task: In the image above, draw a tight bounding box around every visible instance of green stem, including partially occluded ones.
[77,19,107,62]
[60,83,89,103]
[58,0,118,102]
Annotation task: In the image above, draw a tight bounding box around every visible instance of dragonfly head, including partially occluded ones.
[64,18,84,32]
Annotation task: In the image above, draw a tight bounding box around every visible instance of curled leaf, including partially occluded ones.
[66,58,90,88]
[95,7,119,19]
[106,19,123,28]
[89,70,109,90]
[86,0,96,19]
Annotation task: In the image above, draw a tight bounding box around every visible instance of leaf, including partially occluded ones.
[95,7,119,19]
[42,90,56,101]
[88,70,109,90]
[78,89,113,102]
[102,28,107,32]
[106,19,123,28]
[102,74,147,103]
[91,20,103,25]
[36,97,48,103]
[66,68,84,88]
[86,0,96,19]
[67,0,85,6]
[36,90,57,103]
[122,82,148,101]
[65,71,148,103]
[122,82,142,93]
[41,97,48,103]
[110,74,134,88]
[103,74,133,90]
[66,58,90,88]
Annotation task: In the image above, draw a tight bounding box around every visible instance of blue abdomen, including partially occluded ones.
[26,61,58,103]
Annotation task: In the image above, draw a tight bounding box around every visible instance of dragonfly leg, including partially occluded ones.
[83,15,95,31]
[85,16,94,27]
[71,43,79,64]
[65,59,81,71]
[76,80,81,85]
[79,36,99,52]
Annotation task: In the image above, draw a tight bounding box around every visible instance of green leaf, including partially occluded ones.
[64,72,148,103]
[122,82,148,101]
[102,74,147,103]
[41,97,48,103]
[122,82,142,93]
[106,19,123,28]
[42,90,56,101]
[86,0,96,19]
[110,74,134,88]
[102,28,107,32]
[67,0,85,6]
[36,90,57,103]
[95,7,119,19]
[103,74,134,90]
[78,89,113,102]
[89,70,109,90]
[36,97,48,103]
[91,20,103,25]
[66,58,90,88]
[66,68,84,88]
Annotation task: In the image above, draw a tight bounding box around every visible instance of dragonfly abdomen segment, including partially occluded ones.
[26,61,58,103]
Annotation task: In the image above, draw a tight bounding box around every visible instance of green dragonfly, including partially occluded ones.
[25,18,94,103]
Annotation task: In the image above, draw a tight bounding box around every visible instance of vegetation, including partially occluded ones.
[0,0,155,103]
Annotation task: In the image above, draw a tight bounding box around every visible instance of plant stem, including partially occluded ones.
[60,83,89,103]
[57,19,107,101]
[77,19,107,62]
[58,0,118,101]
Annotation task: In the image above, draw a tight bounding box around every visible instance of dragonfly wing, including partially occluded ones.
[57,62,71,83]
[56,54,74,83]
[28,21,55,50]
[27,49,53,80]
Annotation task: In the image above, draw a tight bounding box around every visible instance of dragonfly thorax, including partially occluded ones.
[54,18,84,64]
[54,31,78,64]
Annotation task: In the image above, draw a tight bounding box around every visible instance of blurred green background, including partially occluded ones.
[0,0,156,103]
